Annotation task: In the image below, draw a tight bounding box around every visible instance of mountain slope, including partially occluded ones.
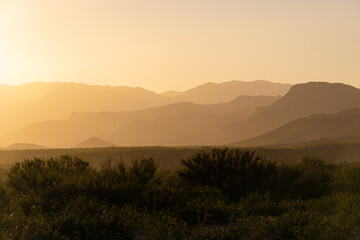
[1,95,279,147]
[0,82,171,136]
[6,143,47,150]
[218,82,360,143]
[75,137,118,148]
[99,111,227,146]
[235,108,360,147]
[100,96,284,146]
[0,80,288,137]
[172,80,291,104]
[160,90,183,98]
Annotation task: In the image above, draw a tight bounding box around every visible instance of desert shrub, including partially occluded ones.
[126,158,157,203]
[251,193,360,240]
[128,158,157,186]
[1,150,359,239]
[6,155,94,213]
[140,210,187,240]
[238,192,288,217]
[272,164,303,199]
[141,172,183,210]
[303,193,360,240]
[142,173,233,227]
[7,155,90,194]
[92,158,157,205]
[49,197,137,240]
[296,157,332,198]
[340,164,360,193]
[256,210,308,240]
[178,148,277,200]
[2,197,138,240]
[178,186,232,225]
[273,157,332,199]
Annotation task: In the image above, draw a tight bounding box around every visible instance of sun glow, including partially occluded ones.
[0,0,359,91]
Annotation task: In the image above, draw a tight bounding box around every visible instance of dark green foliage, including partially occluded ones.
[92,158,157,206]
[274,157,332,199]
[8,155,90,194]
[49,198,137,240]
[140,210,187,240]
[0,156,157,239]
[6,155,93,214]
[1,149,360,239]
[178,148,277,200]
[339,163,360,193]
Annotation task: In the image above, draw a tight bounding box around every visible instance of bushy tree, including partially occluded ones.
[0,149,359,240]
[178,148,277,200]
[274,157,332,199]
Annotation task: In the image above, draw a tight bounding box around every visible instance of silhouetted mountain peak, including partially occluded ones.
[75,137,117,148]
[265,82,360,114]
[285,81,357,97]
[6,143,47,150]
[236,107,360,147]
[160,90,183,97]
[218,82,360,144]
[173,80,291,104]
[337,108,360,116]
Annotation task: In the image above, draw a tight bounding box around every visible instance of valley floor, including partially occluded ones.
[0,142,359,170]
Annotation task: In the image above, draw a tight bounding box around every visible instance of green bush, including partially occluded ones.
[1,149,360,239]
[273,157,332,199]
[340,164,360,193]
[178,148,277,200]
[93,158,157,205]
[140,210,187,240]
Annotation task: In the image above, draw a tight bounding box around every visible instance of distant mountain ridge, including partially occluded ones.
[0,96,280,147]
[0,82,170,136]
[6,143,47,150]
[4,80,359,148]
[171,80,291,104]
[160,90,183,98]
[0,95,280,147]
[75,137,118,148]
[235,108,360,147]
[218,82,360,144]
[0,80,290,137]
[98,111,225,146]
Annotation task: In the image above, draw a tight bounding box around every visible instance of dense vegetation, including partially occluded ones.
[0,148,360,239]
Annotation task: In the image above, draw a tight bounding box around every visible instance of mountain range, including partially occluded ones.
[1,80,360,149]
[5,143,47,150]
[75,137,118,148]
[0,95,279,147]
[235,108,360,147]
[164,80,291,104]
[218,82,360,144]
[0,82,168,136]
[0,80,289,137]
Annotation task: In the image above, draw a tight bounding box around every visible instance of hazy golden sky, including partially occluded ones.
[0,0,359,92]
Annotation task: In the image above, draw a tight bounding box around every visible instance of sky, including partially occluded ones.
[0,0,359,92]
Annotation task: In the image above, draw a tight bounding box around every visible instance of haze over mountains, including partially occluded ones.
[75,137,118,149]
[0,82,168,136]
[236,108,360,147]
[219,82,360,144]
[5,143,46,150]
[0,95,279,147]
[1,80,360,149]
[0,80,289,137]
[163,80,291,104]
